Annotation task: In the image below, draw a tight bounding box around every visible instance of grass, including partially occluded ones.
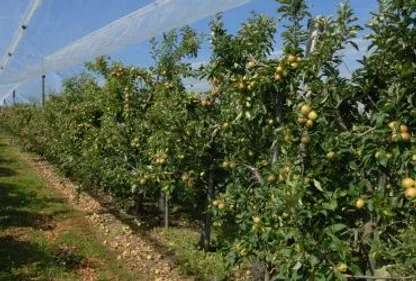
[152,228,229,281]
[0,134,142,281]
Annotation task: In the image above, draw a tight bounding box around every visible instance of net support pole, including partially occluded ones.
[12,90,16,105]
[305,16,323,57]
[41,74,46,105]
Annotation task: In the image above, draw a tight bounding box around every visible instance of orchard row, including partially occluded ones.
[1,0,415,280]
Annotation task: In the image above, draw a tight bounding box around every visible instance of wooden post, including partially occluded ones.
[12,90,16,105]
[41,75,46,105]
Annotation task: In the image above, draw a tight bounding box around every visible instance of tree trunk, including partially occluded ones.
[264,265,270,281]
[158,193,169,228]
[199,170,214,251]
[164,192,169,228]
[251,258,267,281]
[365,173,386,279]
[133,193,143,215]
[362,172,387,280]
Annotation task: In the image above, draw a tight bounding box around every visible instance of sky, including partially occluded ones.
[113,0,377,68]
[0,0,379,102]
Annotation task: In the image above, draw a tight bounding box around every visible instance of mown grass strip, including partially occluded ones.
[0,133,142,281]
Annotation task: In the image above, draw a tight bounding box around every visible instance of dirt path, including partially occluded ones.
[0,134,190,281]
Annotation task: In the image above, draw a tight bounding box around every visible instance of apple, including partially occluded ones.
[400,125,408,132]
[301,135,311,144]
[405,187,416,200]
[308,111,318,121]
[402,177,415,189]
[336,263,348,273]
[388,121,398,130]
[284,134,294,142]
[401,132,411,142]
[287,55,296,63]
[305,120,314,129]
[300,105,312,116]
[222,161,230,168]
[355,198,365,209]
[298,116,307,125]
[274,73,282,81]
[248,59,258,68]
[327,152,337,160]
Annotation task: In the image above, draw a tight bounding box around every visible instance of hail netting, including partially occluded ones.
[0,0,250,102]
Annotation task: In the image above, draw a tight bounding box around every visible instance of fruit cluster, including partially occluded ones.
[201,98,214,107]
[212,200,225,210]
[274,55,302,81]
[388,122,411,142]
[222,160,237,169]
[109,67,126,78]
[180,173,195,187]
[298,104,318,129]
[155,152,168,165]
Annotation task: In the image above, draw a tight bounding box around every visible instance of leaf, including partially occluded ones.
[348,40,359,51]
[322,200,338,211]
[349,161,358,170]
[328,223,348,234]
[313,179,324,192]
[292,261,302,270]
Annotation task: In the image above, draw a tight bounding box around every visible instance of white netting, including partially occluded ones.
[0,0,250,102]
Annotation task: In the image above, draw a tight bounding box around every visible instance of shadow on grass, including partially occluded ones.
[0,235,55,281]
[0,181,66,208]
[0,181,84,280]
[0,209,55,231]
[0,167,18,177]
[0,235,88,281]
[0,182,67,230]
[53,244,88,271]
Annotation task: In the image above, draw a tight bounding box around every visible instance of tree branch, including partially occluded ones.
[204,126,220,149]
[245,165,264,185]
[356,127,376,138]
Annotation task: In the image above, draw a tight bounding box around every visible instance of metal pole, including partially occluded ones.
[41,74,46,105]
[12,90,16,105]
[305,16,323,58]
